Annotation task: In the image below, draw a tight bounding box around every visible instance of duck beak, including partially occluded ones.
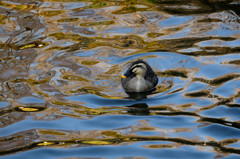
[121,69,131,78]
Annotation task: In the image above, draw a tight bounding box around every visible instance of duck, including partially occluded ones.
[121,59,158,92]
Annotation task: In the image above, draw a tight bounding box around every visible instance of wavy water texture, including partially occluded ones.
[0,0,240,158]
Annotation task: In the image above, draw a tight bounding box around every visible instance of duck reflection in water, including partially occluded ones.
[121,59,158,100]
[126,89,155,100]
[127,103,150,115]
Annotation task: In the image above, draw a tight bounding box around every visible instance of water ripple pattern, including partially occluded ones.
[0,0,240,158]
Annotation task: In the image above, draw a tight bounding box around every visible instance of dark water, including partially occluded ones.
[1,0,240,158]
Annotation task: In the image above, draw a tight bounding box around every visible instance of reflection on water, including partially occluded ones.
[127,103,150,115]
[0,0,240,158]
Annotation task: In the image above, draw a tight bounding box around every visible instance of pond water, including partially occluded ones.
[1,0,240,158]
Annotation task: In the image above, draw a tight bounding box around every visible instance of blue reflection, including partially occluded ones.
[17,97,45,104]
[150,115,198,129]
[0,115,151,137]
[0,102,9,108]
[200,106,240,121]
[198,124,240,140]
[158,16,193,27]
[207,28,240,37]
[74,49,97,57]
[3,142,214,159]
[103,27,135,34]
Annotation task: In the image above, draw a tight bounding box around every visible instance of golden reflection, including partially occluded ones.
[49,32,93,42]
[38,141,56,146]
[18,42,48,50]
[148,33,164,38]
[1,128,235,153]
[39,130,66,135]
[1,56,14,60]
[88,1,118,8]
[157,69,188,78]
[143,144,174,149]
[62,75,89,82]
[51,100,85,107]
[57,18,79,23]
[15,106,44,112]
[80,21,114,26]
[9,76,51,85]
[81,140,113,145]
[229,60,240,65]
[0,2,35,11]
[101,131,122,138]
[112,6,138,14]
[81,60,99,65]
[40,10,65,17]
[1,116,240,155]
[0,15,7,24]
[193,74,240,86]
[185,90,209,98]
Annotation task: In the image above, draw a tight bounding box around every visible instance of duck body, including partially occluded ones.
[121,60,158,92]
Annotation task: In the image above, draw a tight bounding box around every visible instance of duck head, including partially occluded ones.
[122,60,147,79]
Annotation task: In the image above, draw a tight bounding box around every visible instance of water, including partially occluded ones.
[0,0,240,158]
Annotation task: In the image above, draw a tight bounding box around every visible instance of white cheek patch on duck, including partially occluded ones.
[132,67,138,73]
[131,63,147,75]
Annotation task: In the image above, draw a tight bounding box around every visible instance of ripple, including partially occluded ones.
[0,0,240,158]
[158,16,194,27]
[198,124,240,140]
[17,97,45,104]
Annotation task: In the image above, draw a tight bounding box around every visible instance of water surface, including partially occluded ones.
[0,0,240,158]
